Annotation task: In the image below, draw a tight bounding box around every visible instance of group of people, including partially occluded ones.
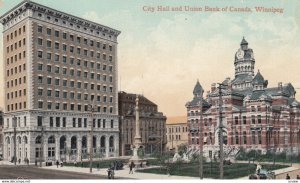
[286,173,300,180]
[55,160,64,168]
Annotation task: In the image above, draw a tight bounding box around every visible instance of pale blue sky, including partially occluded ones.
[1,0,300,116]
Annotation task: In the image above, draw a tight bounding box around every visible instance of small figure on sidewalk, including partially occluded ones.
[26,158,29,165]
[74,160,77,167]
[296,175,300,179]
[140,162,143,168]
[60,160,63,167]
[56,160,59,168]
[129,161,134,174]
[97,163,100,171]
[286,173,290,179]
[107,167,114,179]
[35,160,37,166]
[18,158,21,164]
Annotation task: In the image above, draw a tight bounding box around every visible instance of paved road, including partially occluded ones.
[0,165,108,179]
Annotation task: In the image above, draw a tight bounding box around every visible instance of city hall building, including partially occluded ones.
[186,38,300,158]
[1,0,120,163]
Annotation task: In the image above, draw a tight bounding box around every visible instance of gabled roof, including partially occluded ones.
[193,80,203,95]
[253,70,265,85]
[231,74,253,84]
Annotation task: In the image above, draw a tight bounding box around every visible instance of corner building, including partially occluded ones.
[186,38,300,158]
[1,0,121,163]
[118,92,167,156]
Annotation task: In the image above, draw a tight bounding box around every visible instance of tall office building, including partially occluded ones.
[1,0,121,163]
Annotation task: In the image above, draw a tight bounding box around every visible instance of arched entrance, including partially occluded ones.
[59,136,66,161]
[70,136,77,160]
[100,136,106,156]
[81,136,87,158]
[109,136,114,153]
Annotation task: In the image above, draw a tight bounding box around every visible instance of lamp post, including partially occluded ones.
[13,116,17,165]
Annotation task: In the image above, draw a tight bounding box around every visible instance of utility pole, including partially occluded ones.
[89,100,95,173]
[198,91,203,179]
[217,83,226,179]
[13,116,17,165]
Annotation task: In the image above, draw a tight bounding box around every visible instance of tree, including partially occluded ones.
[177,143,188,156]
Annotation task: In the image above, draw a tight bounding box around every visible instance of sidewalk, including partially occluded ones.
[42,165,198,179]
[238,166,300,179]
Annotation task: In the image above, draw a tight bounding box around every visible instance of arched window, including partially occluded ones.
[48,136,55,144]
[60,136,66,149]
[23,136,28,144]
[100,136,106,147]
[109,136,114,147]
[35,136,42,144]
[82,136,87,149]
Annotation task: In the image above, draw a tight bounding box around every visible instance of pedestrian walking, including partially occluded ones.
[18,159,21,164]
[286,173,290,179]
[129,161,134,174]
[56,160,59,168]
[26,158,29,165]
[140,162,143,168]
[296,175,300,179]
[74,160,77,167]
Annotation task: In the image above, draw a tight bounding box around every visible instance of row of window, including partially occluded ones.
[38,89,113,102]
[168,126,188,133]
[37,64,113,79]
[37,26,113,51]
[6,77,26,88]
[7,89,26,100]
[6,38,26,54]
[37,39,113,60]
[7,102,27,112]
[36,77,113,92]
[6,25,26,42]
[6,51,26,66]
[36,52,113,70]
[37,101,114,113]
[6,64,26,76]
[168,134,181,141]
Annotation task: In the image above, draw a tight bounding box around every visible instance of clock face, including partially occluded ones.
[236,49,244,59]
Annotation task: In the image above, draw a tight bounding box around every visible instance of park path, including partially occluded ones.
[42,165,199,179]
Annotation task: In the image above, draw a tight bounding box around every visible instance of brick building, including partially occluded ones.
[118,92,167,156]
[186,38,300,158]
[1,0,120,163]
[166,116,188,152]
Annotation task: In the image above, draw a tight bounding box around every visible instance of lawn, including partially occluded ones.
[64,158,129,169]
[136,162,289,179]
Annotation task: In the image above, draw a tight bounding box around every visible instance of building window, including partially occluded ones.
[38,26,43,33]
[84,118,87,128]
[234,116,238,125]
[55,30,59,37]
[242,116,246,125]
[56,117,60,127]
[251,106,255,112]
[38,101,43,108]
[38,51,43,58]
[78,118,82,127]
[251,131,256,144]
[257,115,261,124]
[251,115,255,124]
[258,131,262,144]
[37,116,43,126]
[110,120,114,128]
[47,28,51,35]
[73,118,76,127]
[243,131,247,144]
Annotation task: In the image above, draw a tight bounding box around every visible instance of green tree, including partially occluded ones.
[177,143,188,156]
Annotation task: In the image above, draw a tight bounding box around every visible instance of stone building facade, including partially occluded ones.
[186,38,300,158]
[0,110,3,159]
[118,92,167,156]
[1,0,120,163]
[166,116,188,152]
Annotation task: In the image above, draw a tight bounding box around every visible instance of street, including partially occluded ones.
[0,165,108,179]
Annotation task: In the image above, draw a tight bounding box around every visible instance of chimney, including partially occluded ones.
[211,83,216,92]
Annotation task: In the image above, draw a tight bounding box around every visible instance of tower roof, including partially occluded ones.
[193,80,203,95]
[241,37,248,45]
[252,70,264,84]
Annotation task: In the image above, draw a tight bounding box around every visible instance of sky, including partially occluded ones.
[0,0,300,117]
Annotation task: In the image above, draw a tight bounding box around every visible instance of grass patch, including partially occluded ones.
[65,159,129,169]
[136,162,289,179]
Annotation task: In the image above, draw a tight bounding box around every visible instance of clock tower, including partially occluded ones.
[234,37,255,77]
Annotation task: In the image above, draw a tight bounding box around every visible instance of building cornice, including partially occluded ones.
[0,0,121,37]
